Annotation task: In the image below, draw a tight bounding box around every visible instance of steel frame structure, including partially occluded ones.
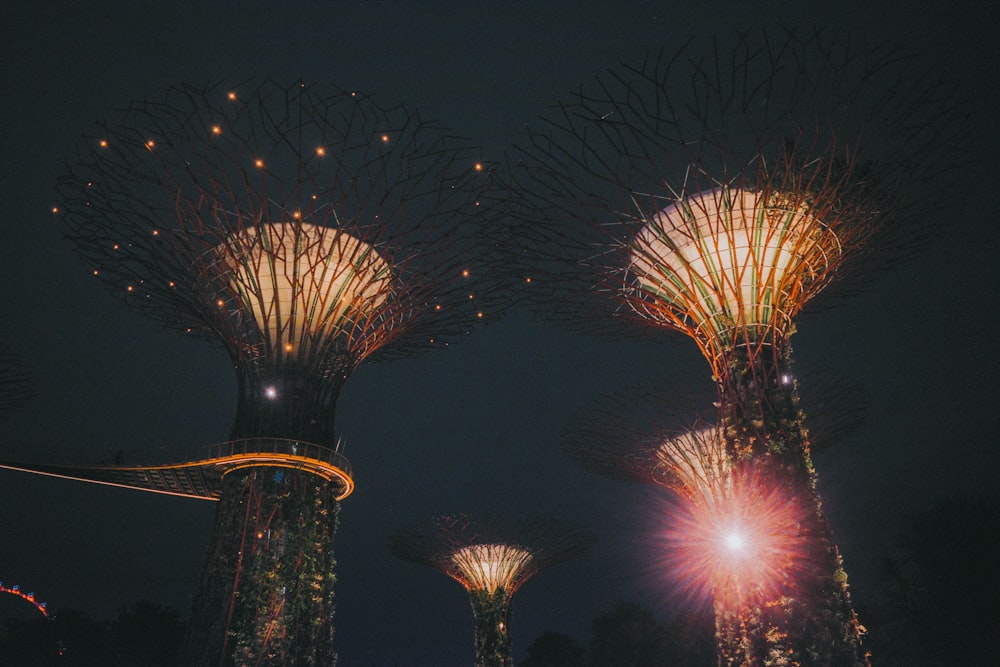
[508,31,959,666]
[51,79,495,666]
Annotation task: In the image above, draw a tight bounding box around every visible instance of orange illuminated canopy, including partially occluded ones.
[218,223,392,359]
[627,187,839,345]
[654,427,732,504]
[450,543,534,593]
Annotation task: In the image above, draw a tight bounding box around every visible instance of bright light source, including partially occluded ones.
[662,466,808,606]
[264,386,278,399]
[724,531,744,552]
[219,224,391,359]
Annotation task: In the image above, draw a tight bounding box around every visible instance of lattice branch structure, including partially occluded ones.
[47,79,498,666]
[389,514,594,667]
[562,386,859,664]
[508,30,959,666]
[58,80,496,450]
[561,373,866,488]
[0,349,35,426]
[508,30,958,387]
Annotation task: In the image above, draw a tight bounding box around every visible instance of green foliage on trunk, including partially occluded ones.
[469,588,513,667]
[180,468,340,666]
[715,343,869,666]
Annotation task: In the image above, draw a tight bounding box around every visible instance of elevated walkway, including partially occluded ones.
[0,438,354,501]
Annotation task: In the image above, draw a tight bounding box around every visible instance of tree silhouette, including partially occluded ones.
[111,600,184,667]
[862,495,1000,665]
[0,608,112,667]
[1,601,185,666]
[587,601,672,667]
[519,631,584,667]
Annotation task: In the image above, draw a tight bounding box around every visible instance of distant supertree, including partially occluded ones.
[54,80,495,666]
[562,382,864,664]
[388,514,594,667]
[508,31,959,665]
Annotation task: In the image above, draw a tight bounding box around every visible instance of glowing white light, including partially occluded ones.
[264,386,278,399]
[450,543,534,593]
[218,223,392,359]
[628,187,835,338]
[724,531,745,553]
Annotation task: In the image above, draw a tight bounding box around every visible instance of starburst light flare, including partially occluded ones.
[510,30,959,666]
[664,462,806,604]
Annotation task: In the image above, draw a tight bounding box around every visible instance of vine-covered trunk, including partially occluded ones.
[714,342,869,667]
[180,467,340,666]
[180,354,348,666]
[469,588,513,667]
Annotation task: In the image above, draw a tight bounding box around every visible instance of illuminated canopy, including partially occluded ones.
[628,187,839,345]
[449,543,535,594]
[654,427,732,504]
[218,223,392,360]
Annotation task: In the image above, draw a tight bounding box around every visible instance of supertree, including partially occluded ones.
[53,80,496,666]
[388,514,594,667]
[562,381,866,665]
[506,31,959,665]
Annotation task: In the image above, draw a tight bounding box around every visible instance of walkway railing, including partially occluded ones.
[0,437,355,500]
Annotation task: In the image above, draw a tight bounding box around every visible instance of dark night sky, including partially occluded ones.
[1,2,998,665]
